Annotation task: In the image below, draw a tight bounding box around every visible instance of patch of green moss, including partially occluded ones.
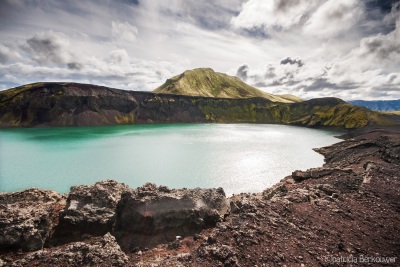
[114,113,135,124]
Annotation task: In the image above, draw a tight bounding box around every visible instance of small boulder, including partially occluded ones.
[9,233,128,267]
[0,188,65,252]
[114,183,229,251]
[48,180,129,246]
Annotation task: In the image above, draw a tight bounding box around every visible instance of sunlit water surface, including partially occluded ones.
[0,124,339,195]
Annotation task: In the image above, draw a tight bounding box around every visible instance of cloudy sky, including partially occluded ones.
[0,0,399,100]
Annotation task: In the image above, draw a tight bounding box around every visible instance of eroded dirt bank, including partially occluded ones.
[1,129,399,266]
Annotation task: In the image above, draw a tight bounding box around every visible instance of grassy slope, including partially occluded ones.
[381,111,400,115]
[154,68,302,103]
[0,82,46,103]
[287,98,394,128]
[195,97,395,128]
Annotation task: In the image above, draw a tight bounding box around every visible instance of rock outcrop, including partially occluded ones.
[0,189,65,252]
[114,183,229,251]
[1,180,230,265]
[183,129,400,266]
[3,233,128,267]
[48,180,129,246]
[123,129,400,266]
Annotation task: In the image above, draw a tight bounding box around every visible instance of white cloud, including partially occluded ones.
[0,0,399,101]
[0,30,186,91]
[109,49,130,66]
[111,21,139,43]
[303,0,362,38]
[231,0,315,32]
[0,43,20,63]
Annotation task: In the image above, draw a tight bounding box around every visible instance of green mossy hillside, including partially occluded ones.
[154,68,302,103]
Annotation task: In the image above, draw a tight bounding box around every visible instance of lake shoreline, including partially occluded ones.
[1,128,399,266]
[1,123,340,195]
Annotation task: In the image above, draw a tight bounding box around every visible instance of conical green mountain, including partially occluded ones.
[154,68,303,103]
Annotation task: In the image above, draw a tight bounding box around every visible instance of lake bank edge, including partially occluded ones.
[1,127,399,266]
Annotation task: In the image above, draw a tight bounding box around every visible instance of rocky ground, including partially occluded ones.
[1,129,399,266]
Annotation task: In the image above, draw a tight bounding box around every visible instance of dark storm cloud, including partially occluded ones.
[387,74,398,84]
[162,0,243,31]
[0,0,23,30]
[255,80,300,88]
[302,78,357,92]
[24,32,70,65]
[360,0,400,35]
[280,57,304,67]
[264,65,276,79]
[275,0,303,12]
[241,27,271,39]
[118,0,139,6]
[0,52,9,64]
[236,64,249,80]
[365,0,400,13]
[359,34,400,60]
[67,62,83,70]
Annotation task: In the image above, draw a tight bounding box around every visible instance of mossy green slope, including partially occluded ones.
[286,98,394,128]
[154,68,302,103]
[193,97,394,128]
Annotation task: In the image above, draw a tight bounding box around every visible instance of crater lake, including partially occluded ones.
[0,124,340,195]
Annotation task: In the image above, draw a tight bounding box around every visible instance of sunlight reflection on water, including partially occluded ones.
[0,124,339,195]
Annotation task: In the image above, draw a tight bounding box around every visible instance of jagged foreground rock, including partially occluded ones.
[6,233,128,267]
[48,180,130,246]
[0,189,65,252]
[1,129,399,266]
[126,130,400,266]
[114,183,229,251]
[0,181,229,266]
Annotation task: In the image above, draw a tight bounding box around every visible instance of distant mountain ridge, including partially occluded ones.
[349,99,400,111]
[154,68,303,103]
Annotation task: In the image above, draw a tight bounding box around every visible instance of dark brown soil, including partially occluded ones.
[129,129,400,266]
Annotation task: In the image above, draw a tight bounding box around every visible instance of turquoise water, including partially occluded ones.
[0,124,339,195]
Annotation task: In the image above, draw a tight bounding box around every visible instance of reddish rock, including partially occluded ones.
[48,180,129,246]
[114,183,230,251]
[0,189,65,252]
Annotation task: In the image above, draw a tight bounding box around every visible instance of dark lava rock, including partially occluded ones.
[1,129,399,266]
[114,183,230,251]
[48,180,129,246]
[197,244,239,267]
[6,233,128,267]
[0,189,65,252]
[186,129,400,266]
